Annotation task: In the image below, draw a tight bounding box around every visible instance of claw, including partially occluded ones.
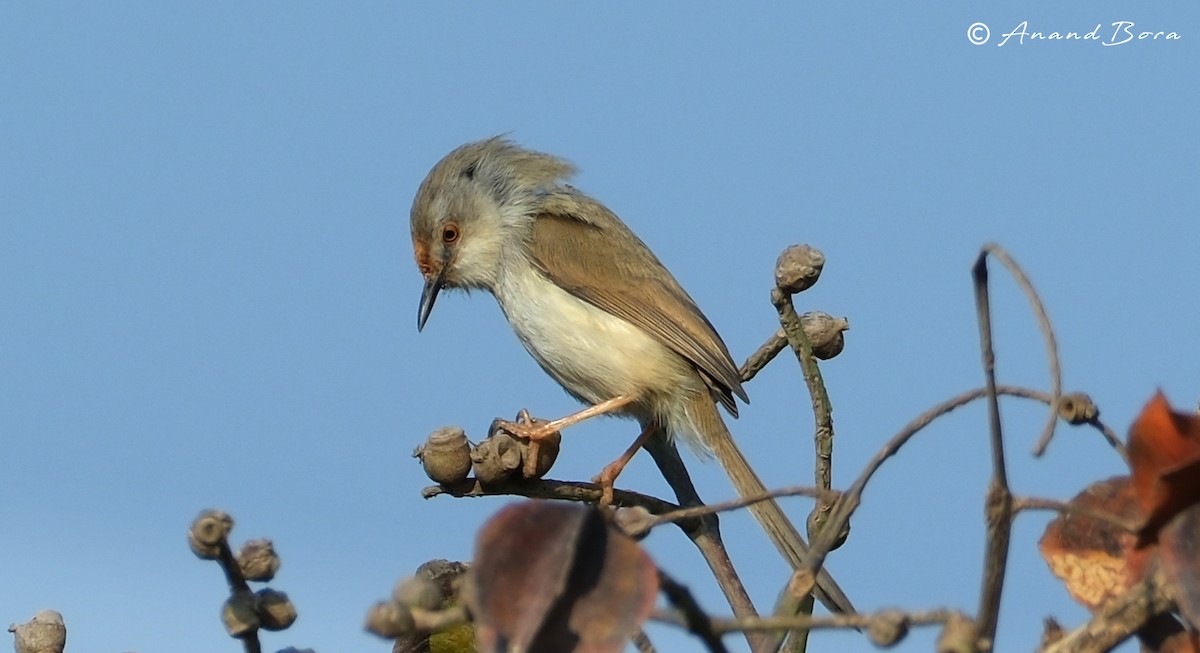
[592,469,617,506]
[491,411,563,479]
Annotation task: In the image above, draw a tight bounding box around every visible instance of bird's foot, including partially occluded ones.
[591,463,622,506]
[591,423,655,507]
[494,409,563,478]
[494,409,562,441]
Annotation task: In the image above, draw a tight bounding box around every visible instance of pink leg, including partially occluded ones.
[593,424,656,505]
[497,395,638,478]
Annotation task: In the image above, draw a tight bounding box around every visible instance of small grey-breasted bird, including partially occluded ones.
[410,137,853,614]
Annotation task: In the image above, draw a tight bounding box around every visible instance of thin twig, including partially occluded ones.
[972,250,1013,646]
[771,288,835,510]
[653,605,963,634]
[204,526,263,653]
[214,539,251,594]
[740,329,788,383]
[770,287,835,653]
[645,485,841,532]
[423,477,694,525]
[658,570,731,653]
[1088,416,1128,464]
[980,244,1063,457]
[1012,496,1141,533]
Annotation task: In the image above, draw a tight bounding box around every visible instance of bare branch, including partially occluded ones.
[422,477,680,517]
[973,248,1014,646]
[770,287,836,507]
[740,329,788,383]
[770,286,837,652]
[653,603,965,637]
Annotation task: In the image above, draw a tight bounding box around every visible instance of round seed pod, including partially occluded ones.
[867,610,909,648]
[236,539,280,582]
[413,426,472,485]
[189,510,234,560]
[1057,393,1099,425]
[364,601,415,638]
[392,575,441,610]
[221,591,259,637]
[807,507,850,551]
[255,589,297,631]
[613,506,656,540]
[519,429,561,479]
[775,244,825,294]
[800,312,850,360]
[936,614,981,653]
[9,610,66,653]
[471,432,522,484]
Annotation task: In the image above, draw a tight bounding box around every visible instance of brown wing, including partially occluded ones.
[527,193,748,414]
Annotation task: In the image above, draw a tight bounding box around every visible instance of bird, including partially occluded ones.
[410,137,853,614]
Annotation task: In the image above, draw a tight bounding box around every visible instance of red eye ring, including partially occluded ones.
[441,223,460,244]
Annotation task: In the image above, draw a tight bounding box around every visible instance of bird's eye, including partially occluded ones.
[441,223,460,244]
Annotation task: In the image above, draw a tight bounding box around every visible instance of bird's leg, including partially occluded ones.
[496,394,637,478]
[498,394,637,439]
[593,424,657,505]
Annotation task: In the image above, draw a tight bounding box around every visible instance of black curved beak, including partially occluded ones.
[417,269,445,332]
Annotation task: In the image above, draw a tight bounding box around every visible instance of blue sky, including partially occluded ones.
[2,3,1197,652]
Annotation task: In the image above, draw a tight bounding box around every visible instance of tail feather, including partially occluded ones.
[693,396,856,614]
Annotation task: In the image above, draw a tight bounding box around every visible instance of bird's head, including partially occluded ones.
[410,137,575,330]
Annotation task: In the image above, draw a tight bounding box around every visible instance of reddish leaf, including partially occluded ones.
[469,502,583,651]
[1127,391,1200,545]
[1159,504,1200,631]
[1125,391,1200,639]
[468,501,659,653]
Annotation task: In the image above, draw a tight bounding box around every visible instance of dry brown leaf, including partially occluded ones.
[468,501,658,653]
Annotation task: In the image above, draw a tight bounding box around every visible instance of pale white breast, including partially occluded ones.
[492,259,697,411]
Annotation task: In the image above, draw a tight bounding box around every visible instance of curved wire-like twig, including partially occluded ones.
[980,243,1063,457]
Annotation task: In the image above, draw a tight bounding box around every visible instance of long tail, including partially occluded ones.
[693,396,856,614]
